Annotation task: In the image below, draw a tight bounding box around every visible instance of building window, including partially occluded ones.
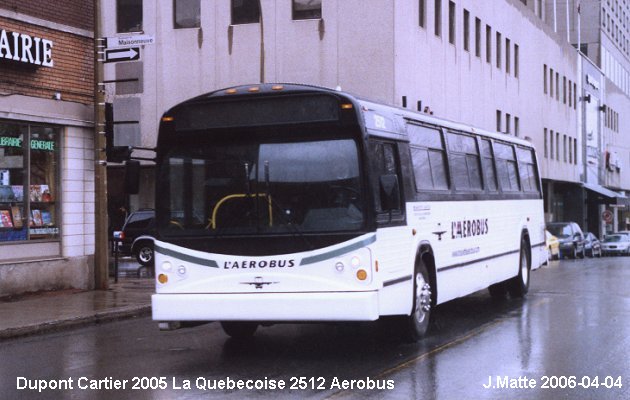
[550,68,554,97]
[515,116,520,137]
[496,110,502,132]
[117,0,143,33]
[568,137,573,164]
[506,113,511,134]
[486,25,491,63]
[573,82,577,108]
[463,9,470,51]
[232,0,260,25]
[496,31,501,68]
[556,72,559,100]
[544,64,547,94]
[419,0,426,28]
[435,0,442,37]
[544,128,548,158]
[0,122,60,242]
[514,44,519,77]
[563,76,567,104]
[574,139,577,164]
[569,80,572,107]
[293,0,322,20]
[449,1,456,45]
[563,135,567,162]
[556,131,560,160]
[550,129,554,159]
[505,38,511,74]
[475,17,481,57]
[174,0,200,29]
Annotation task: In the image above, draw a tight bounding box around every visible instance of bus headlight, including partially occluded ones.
[351,256,361,269]
[161,261,172,271]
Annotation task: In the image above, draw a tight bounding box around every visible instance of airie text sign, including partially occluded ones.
[0,28,53,67]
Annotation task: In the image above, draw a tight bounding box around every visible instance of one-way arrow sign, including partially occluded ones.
[104,47,140,63]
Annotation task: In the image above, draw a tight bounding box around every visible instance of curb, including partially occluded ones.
[0,305,151,341]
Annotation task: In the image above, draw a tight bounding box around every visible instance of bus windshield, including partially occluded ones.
[159,138,365,236]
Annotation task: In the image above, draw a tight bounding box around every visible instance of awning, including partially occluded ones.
[583,182,627,200]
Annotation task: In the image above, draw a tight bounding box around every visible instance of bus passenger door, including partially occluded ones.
[369,140,414,315]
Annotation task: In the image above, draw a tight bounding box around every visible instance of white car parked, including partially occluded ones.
[601,233,630,256]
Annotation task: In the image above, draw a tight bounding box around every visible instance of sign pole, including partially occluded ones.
[94,0,109,290]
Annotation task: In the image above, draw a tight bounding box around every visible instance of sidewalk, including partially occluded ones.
[0,259,154,341]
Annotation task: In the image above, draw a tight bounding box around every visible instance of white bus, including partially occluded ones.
[144,84,545,341]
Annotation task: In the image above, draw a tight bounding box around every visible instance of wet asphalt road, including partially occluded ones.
[1,256,629,400]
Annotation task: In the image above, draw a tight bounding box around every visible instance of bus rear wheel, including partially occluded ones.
[507,239,530,298]
[402,260,432,342]
[220,322,258,339]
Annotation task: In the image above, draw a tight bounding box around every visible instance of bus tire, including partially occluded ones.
[402,259,432,342]
[508,238,530,298]
[220,322,258,339]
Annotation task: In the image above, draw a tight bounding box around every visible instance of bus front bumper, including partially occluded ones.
[152,291,380,322]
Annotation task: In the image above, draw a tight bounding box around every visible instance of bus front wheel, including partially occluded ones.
[403,260,432,342]
[220,322,258,339]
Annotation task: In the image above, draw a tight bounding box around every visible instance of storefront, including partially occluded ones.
[0,3,95,296]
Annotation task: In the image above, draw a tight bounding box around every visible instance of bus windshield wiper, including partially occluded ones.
[262,161,315,250]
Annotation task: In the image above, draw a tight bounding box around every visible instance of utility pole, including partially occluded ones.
[94,0,109,290]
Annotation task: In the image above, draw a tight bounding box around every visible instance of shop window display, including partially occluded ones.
[0,122,59,242]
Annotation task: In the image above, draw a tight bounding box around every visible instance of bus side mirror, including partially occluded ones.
[379,174,400,211]
[124,160,141,194]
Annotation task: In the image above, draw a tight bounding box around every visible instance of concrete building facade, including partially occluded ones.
[101,0,629,236]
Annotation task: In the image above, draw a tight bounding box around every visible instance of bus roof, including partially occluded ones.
[168,83,535,149]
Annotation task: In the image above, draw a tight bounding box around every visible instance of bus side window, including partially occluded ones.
[480,139,498,192]
[516,147,540,195]
[407,124,449,191]
[446,131,482,191]
[371,141,403,217]
[494,142,521,192]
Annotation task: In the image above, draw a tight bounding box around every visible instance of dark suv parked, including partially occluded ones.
[546,222,586,259]
[113,209,155,266]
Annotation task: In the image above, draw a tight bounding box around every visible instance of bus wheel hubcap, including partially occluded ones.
[415,274,432,323]
[520,251,528,284]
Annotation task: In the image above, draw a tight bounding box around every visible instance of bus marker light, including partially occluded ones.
[158,274,168,284]
[356,269,368,281]
[271,85,284,90]
[248,86,260,92]
[375,260,379,272]
[161,116,174,122]
[225,88,237,94]
[335,262,345,272]
[412,229,417,236]
[341,103,353,110]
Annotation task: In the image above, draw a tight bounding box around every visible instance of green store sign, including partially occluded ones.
[0,136,55,151]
